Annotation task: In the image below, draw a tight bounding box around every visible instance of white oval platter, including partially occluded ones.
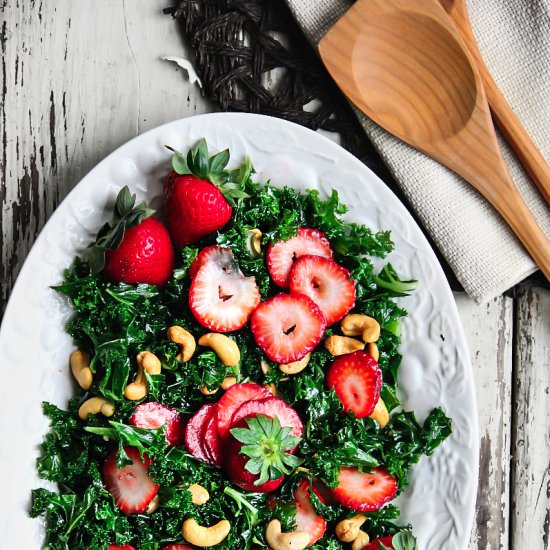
[0,113,478,550]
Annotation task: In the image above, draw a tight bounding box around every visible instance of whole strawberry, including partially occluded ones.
[86,186,174,286]
[164,139,250,246]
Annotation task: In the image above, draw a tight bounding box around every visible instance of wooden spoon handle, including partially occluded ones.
[443,2,550,204]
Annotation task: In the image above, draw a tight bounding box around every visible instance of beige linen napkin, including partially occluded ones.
[286,0,550,302]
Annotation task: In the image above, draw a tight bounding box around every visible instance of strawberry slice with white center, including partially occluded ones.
[103,446,159,515]
[330,466,398,512]
[129,402,184,446]
[250,293,326,363]
[289,255,355,326]
[294,479,327,546]
[216,382,273,439]
[188,245,229,279]
[326,351,382,418]
[189,247,260,332]
[267,228,333,288]
[230,397,303,440]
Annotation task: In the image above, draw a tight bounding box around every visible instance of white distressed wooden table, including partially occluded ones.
[1,2,549,548]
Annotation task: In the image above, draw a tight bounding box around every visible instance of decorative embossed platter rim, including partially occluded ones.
[0,113,478,550]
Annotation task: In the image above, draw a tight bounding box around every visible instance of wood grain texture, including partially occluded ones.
[319,0,550,279]
[511,284,550,549]
[0,0,211,314]
[455,293,513,550]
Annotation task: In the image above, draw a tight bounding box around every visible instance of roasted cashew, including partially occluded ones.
[70,350,93,390]
[264,383,278,396]
[265,519,310,550]
[341,314,381,343]
[188,483,209,505]
[370,397,389,428]
[351,531,370,550]
[368,342,380,362]
[167,325,196,362]
[200,385,219,396]
[247,228,262,256]
[261,360,271,375]
[182,518,230,547]
[78,397,115,420]
[198,333,240,367]
[279,353,310,375]
[221,375,237,390]
[335,514,367,542]
[324,335,365,356]
[124,351,162,401]
[146,495,160,514]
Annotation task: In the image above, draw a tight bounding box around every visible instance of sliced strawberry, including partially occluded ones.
[189,248,260,332]
[160,545,193,550]
[364,536,395,550]
[289,255,356,326]
[188,245,229,279]
[326,351,382,418]
[330,466,397,512]
[230,397,303,439]
[108,545,137,550]
[203,411,222,467]
[250,293,326,363]
[216,383,273,439]
[103,446,159,515]
[294,479,327,546]
[184,403,217,464]
[267,228,333,287]
[129,402,184,446]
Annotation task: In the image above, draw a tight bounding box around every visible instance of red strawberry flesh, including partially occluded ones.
[129,402,184,446]
[216,383,273,440]
[294,479,327,546]
[163,173,232,246]
[289,255,356,326]
[365,536,395,550]
[230,397,303,440]
[108,546,137,550]
[330,466,397,512]
[104,217,174,286]
[188,245,229,279]
[161,545,193,550]
[103,446,159,515]
[189,248,260,332]
[326,351,382,418]
[184,403,217,464]
[203,411,223,467]
[250,293,326,363]
[267,228,333,287]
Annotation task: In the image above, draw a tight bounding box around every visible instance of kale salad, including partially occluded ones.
[31,140,451,550]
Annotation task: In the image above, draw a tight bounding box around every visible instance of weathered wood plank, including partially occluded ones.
[455,292,513,550]
[0,0,210,315]
[511,284,550,549]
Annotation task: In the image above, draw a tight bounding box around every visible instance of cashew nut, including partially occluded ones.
[124,351,162,401]
[265,519,310,550]
[70,350,93,390]
[341,314,381,343]
[182,518,230,547]
[264,383,278,396]
[368,342,380,362]
[324,335,365,356]
[261,360,271,375]
[247,228,262,256]
[168,325,196,362]
[335,514,367,542]
[198,333,240,367]
[370,397,389,428]
[78,397,115,420]
[146,495,160,514]
[200,385,219,396]
[188,483,209,505]
[221,375,237,390]
[351,531,370,550]
[279,353,310,375]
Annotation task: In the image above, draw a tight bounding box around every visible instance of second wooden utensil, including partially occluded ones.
[319,0,550,279]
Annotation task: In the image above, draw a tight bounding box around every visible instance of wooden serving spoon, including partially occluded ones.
[439,0,550,205]
[318,0,550,280]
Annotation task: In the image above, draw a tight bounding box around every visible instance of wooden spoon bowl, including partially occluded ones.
[319,0,550,279]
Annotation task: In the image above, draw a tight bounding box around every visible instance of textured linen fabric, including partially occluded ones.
[285,0,550,302]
